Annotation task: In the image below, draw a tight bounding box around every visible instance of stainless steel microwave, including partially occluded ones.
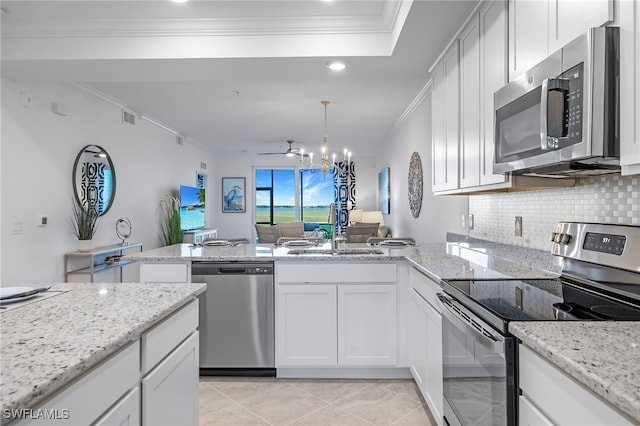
[493,27,619,176]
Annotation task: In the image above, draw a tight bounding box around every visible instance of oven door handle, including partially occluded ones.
[436,293,505,355]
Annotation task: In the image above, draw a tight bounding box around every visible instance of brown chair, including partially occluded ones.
[345,223,379,243]
[255,224,279,243]
[277,222,304,239]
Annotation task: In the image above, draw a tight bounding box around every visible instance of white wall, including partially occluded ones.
[1,79,216,285]
[376,87,468,243]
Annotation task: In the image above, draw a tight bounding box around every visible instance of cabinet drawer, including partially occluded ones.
[277,262,396,283]
[142,300,198,374]
[519,344,632,425]
[16,342,139,426]
[140,262,189,283]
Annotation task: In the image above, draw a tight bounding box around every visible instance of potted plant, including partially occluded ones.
[71,199,99,251]
[160,194,184,246]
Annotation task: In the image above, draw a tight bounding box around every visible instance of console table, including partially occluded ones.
[64,243,143,283]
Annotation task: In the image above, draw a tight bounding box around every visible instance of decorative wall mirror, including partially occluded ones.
[72,144,116,216]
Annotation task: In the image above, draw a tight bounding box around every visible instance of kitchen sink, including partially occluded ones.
[286,248,384,256]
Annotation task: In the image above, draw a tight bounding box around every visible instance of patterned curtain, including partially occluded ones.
[333,161,356,234]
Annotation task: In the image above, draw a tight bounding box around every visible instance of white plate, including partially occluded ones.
[203,240,230,246]
[286,240,312,247]
[382,240,408,246]
[0,285,51,304]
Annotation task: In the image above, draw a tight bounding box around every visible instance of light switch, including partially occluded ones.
[36,215,48,227]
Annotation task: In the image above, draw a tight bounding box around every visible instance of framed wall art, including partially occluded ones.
[222,177,246,213]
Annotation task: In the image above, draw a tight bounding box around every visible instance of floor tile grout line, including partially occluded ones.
[388,404,434,426]
[325,401,376,426]
[282,402,332,426]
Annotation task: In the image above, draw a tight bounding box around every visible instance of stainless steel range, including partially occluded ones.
[438,222,640,426]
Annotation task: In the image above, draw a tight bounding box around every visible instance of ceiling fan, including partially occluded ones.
[258,140,308,157]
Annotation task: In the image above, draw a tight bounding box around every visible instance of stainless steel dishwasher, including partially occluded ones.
[191,261,275,376]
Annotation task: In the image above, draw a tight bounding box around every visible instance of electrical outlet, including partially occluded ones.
[515,216,523,237]
[468,214,474,230]
[461,215,466,229]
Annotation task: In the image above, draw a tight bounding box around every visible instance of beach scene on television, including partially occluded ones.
[180,186,206,230]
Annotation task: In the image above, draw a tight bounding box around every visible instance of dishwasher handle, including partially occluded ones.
[192,262,273,275]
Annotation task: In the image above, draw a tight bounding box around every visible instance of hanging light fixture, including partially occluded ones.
[301,100,352,176]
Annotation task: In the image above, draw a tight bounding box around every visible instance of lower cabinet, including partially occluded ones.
[519,344,633,425]
[142,332,199,426]
[277,283,397,367]
[407,267,443,423]
[275,262,398,368]
[16,301,200,426]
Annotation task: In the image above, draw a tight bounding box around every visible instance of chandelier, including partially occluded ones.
[299,100,351,176]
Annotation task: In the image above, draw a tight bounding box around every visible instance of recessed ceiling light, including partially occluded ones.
[171,0,188,3]
[326,61,346,71]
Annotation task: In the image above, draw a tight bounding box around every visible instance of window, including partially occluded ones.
[255,168,334,225]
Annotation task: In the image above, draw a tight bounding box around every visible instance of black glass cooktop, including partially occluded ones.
[442,278,640,325]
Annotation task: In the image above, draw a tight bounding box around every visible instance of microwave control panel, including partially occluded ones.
[561,62,584,143]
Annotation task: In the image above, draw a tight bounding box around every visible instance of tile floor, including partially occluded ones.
[199,378,437,426]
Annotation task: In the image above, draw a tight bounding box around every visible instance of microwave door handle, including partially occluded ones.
[540,78,551,150]
[436,294,504,354]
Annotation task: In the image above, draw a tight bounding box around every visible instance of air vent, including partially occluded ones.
[176,136,184,145]
[122,110,136,125]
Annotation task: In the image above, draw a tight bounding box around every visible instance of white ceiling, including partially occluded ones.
[1,0,476,157]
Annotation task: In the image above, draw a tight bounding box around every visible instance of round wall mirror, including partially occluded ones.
[72,144,116,216]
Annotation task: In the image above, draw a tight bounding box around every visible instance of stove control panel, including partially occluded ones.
[551,222,640,273]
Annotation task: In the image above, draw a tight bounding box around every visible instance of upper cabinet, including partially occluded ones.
[618,0,640,176]
[508,0,549,81]
[509,0,613,82]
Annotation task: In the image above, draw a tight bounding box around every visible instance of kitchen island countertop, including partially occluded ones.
[510,321,640,423]
[0,282,206,418]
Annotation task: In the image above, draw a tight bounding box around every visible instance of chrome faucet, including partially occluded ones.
[329,203,338,249]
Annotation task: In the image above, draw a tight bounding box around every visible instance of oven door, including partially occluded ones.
[437,293,517,426]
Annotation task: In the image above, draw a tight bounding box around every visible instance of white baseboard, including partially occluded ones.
[276,367,412,379]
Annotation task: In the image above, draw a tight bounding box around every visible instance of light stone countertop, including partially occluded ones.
[123,242,559,282]
[509,322,640,423]
[0,282,206,417]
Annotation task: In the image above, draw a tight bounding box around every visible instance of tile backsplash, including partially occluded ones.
[469,174,639,251]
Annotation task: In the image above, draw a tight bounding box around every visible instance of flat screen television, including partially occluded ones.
[179,185,206,231]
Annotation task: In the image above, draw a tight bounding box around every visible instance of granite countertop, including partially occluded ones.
[0,282,206,416]
[123,241,559,282]
[510,322,640,422]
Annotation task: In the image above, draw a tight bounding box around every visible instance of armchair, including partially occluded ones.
[348,210,391,238]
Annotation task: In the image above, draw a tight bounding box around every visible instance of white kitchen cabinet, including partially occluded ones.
[480,0,509,185]
[459,14,481,189]
[139,262,190,283]
[519,344,634,425]
[549,0,613,52]
[276,284,338,366]
[619,0,640,175]
[275,262,397,369]
[509,0,613,82]
[338,284,397,366]
[407,267,443,423]
[15,300,200,426]
[142,332,199,426]
[508,0,549,81]
[519,394,554,426]
[432,41,460,192]
[95,388,140,426]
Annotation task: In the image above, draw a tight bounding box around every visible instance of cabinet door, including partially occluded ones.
[519,395,554,426]
[95,387,140,426]
[480,0,509,185]
[337,284,397,366]
[432,42,460,192]
[549,0,613,52]
[139,262,189,283]
[508,0,549,81]
[620,0,640,175]
[276,285,337,366]
[408,287,428,389]
[459,14,481,189]
[424,298,443,422]
[142,332,199,426]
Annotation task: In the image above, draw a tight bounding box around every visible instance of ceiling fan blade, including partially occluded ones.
[257,152,285,155]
